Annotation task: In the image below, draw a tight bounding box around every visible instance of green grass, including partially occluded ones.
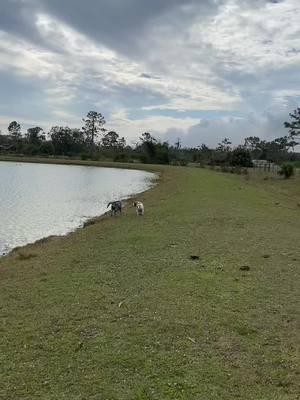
[0,162,299,399]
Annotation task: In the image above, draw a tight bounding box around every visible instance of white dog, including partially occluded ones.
[133,201,144,216]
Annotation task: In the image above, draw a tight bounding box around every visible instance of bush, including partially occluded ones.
[169,159,188,166]
[113,153,130,162]
[230,147,253,167]
[278,162,294,179]
[230,166,242,174]
[178,159,188,166]
[91,154,101,161]
[155,151,170,165]
[220,165,230,173]
[81,153,89,160]
[22,143,40,156]
[139,154,149,164]
[169,160,178,166]
[39,141,55,155]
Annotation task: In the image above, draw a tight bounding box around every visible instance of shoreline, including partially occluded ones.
[0,156,161,259]
[0,155,162,173]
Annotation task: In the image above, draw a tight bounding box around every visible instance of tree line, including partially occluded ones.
[0,108,299,166]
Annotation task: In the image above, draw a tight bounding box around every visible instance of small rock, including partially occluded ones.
[240,265,250,271]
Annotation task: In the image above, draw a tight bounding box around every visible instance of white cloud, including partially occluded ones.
[164,104,294,148]
[107,109,199,144]
[0,0,299,144]
[192,0,300,74]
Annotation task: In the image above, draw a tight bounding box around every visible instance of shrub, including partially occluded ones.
[81,153,89,160]
[92,154,100,161]
[170,160,178,166]
[220,165,230,173]
[139,155,149,164]
[113,153,130,162]
[22,143,39,156]
[230,166,242,174]
[278,162,294,179]
[169,159,188,166]
[230,147,253,167]
[178,159,188,166]
[39,141,55,155]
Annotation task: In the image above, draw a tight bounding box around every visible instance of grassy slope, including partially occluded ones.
[0,165,299,399]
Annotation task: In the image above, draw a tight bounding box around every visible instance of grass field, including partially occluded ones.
[0,162,299,399]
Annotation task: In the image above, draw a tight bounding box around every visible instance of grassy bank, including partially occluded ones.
[0,162,299,399]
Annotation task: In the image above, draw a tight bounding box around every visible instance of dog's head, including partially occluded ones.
[133,202,137,207]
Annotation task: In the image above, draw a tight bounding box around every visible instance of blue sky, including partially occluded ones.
[0,0,299,146]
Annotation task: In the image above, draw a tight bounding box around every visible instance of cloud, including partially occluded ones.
[106,109,199,145]
[26,0,225,55]
[0,0,299,145]
[164,100,298,147]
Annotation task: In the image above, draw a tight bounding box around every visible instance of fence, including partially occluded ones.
[252,160,280,174]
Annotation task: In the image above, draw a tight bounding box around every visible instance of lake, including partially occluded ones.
[0,161,154,255]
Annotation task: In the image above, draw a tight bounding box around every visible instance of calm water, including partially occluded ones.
[0,161,154,255]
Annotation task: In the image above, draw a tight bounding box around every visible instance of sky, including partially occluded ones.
[0,0,299,147]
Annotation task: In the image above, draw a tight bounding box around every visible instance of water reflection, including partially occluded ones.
[0,162,154,255]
